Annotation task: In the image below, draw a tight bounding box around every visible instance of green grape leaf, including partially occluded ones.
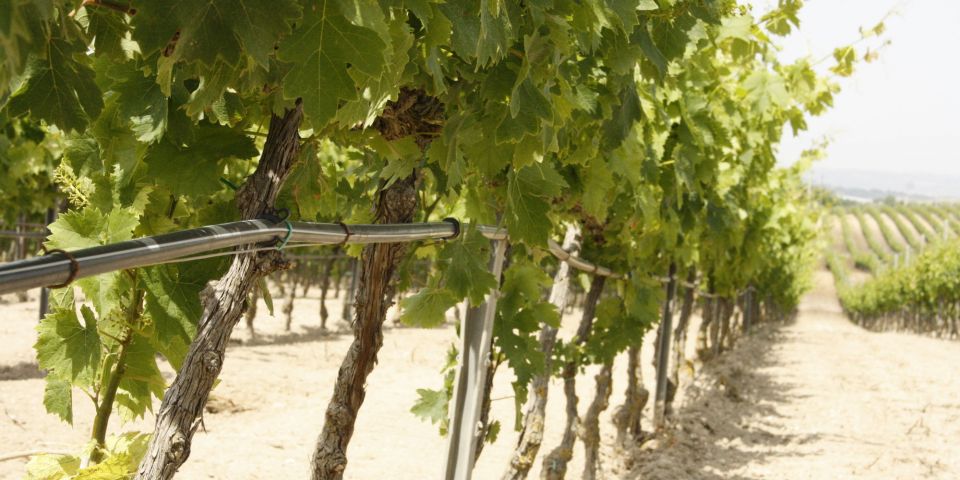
[47,206,140,315]
[603,85,642,149]
[35,305,101,387]
[741,70,789,115]
[143,265,202,349]
[25,453,80,480]
[484,419,501,444]
[113,68,169,143]
[47,206,139,250]
[607,0,649,35]
[493,314,544,428]
[584,296,634,362]
[440,228,497,305]
[84,7,127,59]
[582,158,615,220]
[410,387,449,430]
[144,123,258,197]
[0,0,53,99]
[42,378,73,425]
[505,163,567,246]
[277,1,387,127]
[334,13,412,128]
[116,335,166,421]
[831,46,856,77]
[497,262,551,314]
[286,141,342,220]
[515,301,560,330]
[259,277,275,316]
[400,287,458,327]
[132,0,300,68]
[717,14,754,43]
[73,459,129,479]
[510,78,552,121]
[438,0,514,66]
[426,114,468,188]
[633,25,667,80]
[6,34,104,133]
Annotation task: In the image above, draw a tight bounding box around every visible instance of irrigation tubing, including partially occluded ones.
[0,230,46,239]
[0,220,635,295]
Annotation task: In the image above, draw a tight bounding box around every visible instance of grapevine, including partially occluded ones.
[0,0,890,479]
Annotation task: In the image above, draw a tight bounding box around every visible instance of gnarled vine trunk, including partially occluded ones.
[318,248,340,330]
[613,343,648,447]
[245,289,258,340]
[473,351,499,461]
[310,88,442,480]
[310,175,417,480]
[580,362,613,480]
[667,268,697,414]
[502,226,579,480]
[714,297,734,356]
[135,103,303,480]
[283,274,297,331]
[541,275,606,480]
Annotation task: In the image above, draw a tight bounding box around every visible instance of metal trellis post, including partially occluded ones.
[442,238,507,480]
[742,287,753,333]
[653,262,677,430]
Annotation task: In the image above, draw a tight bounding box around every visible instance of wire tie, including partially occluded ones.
[336,221,352,246]
[219,177,240,191]
[276,220,293,251]
[442,217,461,241]
[42,247,79,289]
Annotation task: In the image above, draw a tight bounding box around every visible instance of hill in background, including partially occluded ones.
[806,167,960,202]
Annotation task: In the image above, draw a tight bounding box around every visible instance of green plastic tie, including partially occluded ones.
[219,177,240,191]
[276,220,293,250]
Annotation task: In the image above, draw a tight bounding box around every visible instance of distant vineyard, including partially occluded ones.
[826,202,960,338]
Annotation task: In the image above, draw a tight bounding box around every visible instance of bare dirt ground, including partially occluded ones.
[2,268,959,479]
[624,270,960,480]
[0,285,673,480]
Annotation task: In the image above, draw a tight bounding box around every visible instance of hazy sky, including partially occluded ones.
[760,0,960,175]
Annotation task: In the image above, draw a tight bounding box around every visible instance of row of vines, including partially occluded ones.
[0,0,885,479]
[827,201,960,338]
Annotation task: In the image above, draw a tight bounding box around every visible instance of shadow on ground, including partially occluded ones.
[0,361,43,381]
[621,321,816,480]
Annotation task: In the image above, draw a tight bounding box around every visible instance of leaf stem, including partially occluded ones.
[88,335,130,464]
[81,0,137,15]
[89,279,144,464]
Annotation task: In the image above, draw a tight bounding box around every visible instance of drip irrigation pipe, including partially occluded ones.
[0,221,621,295]
[0,230,46,239]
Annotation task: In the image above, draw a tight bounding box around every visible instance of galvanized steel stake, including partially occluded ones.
[653,262,677,430]
[443,237,507,480]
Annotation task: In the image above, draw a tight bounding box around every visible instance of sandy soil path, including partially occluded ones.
[626,270,960,480]
[0,287,672,480]
[3,267,958,480]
